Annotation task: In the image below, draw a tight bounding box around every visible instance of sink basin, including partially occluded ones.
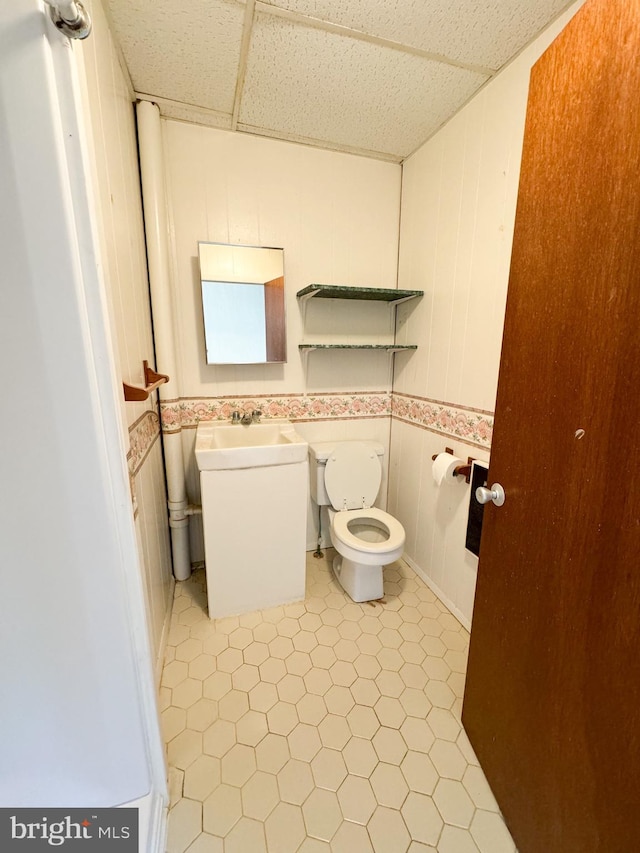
[195,419,308,470]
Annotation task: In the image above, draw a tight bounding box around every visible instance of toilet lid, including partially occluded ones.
[324,442,381,511]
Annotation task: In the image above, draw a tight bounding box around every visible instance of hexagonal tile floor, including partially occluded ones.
[162,551,517,853]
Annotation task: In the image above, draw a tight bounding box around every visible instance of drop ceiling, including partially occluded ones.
[105,0,574,162]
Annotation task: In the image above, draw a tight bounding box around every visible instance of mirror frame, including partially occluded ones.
[198,242,286,365]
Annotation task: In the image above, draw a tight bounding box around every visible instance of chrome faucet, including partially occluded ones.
[232,409,262,425]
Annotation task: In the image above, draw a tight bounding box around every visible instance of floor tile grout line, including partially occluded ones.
[162,553,514,853]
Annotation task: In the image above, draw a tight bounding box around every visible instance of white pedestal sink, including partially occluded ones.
[195,419,308,619]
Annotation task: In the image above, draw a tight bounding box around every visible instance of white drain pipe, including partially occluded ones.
[136,101,191,581]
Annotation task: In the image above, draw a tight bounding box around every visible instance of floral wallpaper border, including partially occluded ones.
[127,409,161,477]
[157,392,493,449]
[160,393,393,432]
[391,392,493,450]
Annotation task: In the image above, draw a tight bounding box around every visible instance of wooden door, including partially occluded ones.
[462,1,640,851]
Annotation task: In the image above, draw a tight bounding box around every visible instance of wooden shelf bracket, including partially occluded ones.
[123,360,169,401]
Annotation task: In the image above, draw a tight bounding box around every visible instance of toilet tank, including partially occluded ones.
[308,440,385,506]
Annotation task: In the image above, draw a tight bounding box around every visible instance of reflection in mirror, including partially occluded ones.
[198,242,286,364]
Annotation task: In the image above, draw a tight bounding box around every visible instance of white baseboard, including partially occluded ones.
[156,577,176,684]
[402,554,472,633]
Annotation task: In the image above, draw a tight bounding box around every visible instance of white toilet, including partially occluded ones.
[309,441,406,602]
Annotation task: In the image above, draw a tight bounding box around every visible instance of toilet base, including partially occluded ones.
[333,554,384,603]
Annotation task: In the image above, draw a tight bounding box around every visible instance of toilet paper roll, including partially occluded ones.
[432,452,464,486]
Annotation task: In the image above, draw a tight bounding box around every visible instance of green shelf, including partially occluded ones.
[298,344,417,351]
[297,285,421,361]
[296,284,423,304]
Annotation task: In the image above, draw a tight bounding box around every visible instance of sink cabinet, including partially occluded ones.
[200,460,308,618]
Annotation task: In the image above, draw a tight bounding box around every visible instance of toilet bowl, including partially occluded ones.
[309,441,406,602]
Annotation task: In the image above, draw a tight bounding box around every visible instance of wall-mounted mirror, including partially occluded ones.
[198,242,286,364]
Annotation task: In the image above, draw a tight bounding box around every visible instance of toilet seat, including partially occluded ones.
[331,507,405,558]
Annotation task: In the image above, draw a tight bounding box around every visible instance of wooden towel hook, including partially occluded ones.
[123,360,170,402]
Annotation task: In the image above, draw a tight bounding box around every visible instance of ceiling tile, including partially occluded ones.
[259,0,572,69]
[106,0,246,113]
[240,13,488,159]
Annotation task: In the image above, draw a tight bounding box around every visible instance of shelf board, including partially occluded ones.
[298,344,417,351]
[296,284,423,304]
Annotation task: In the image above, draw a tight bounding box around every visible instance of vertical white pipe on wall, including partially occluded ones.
[137,101,191,581]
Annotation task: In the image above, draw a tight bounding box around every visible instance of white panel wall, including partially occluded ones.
[163,121,401,398]
[390,2,585,626]
[163,124,402,552]
[79,1,155,413]
[77,0,173,666]
[135,438,174,661]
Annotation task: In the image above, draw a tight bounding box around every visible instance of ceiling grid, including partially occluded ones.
[106,0,575,161]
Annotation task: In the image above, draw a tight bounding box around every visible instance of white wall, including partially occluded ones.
[0,0,163,809]
[389,1,585,627]
[76,0,173,667]
[163,122,401,398]
[161,123,402,552]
